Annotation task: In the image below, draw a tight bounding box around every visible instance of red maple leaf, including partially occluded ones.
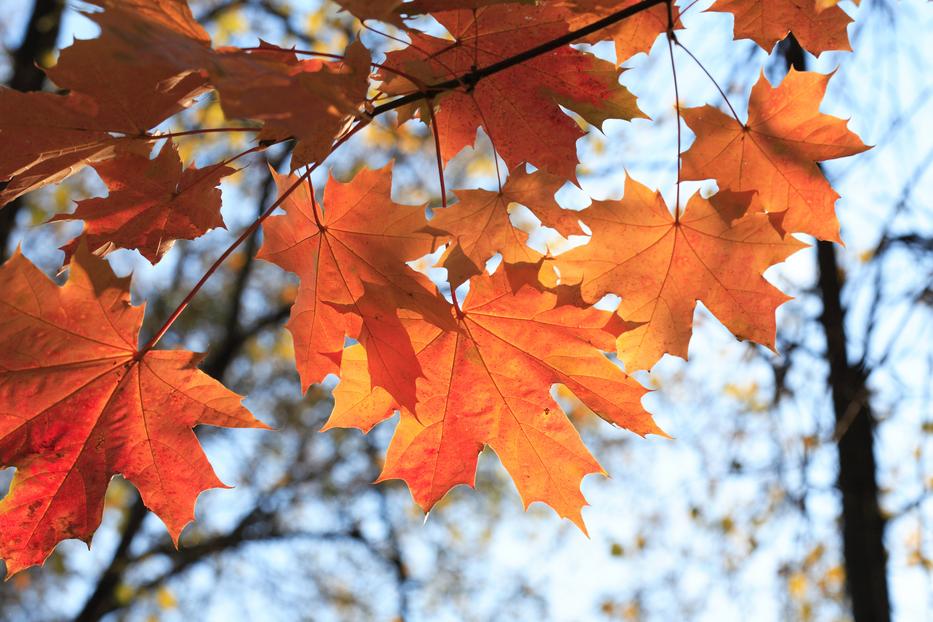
[53,141,234,263]
[382,3,645,180]
[0,245,268,576]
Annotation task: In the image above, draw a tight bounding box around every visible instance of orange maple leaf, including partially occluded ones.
[430,166,583,287]
[680,69,869,243]
[708,0,852,54]
[0,0,209,207]
[0,91,121,207]
[82,0,215,73]
[332,0,412,25]
[325,343,398,434]
[325,267,662,528]
[382,3,645,180]
[545,177,807,372]
[48,2,209,135]
[208,42,372,169]
[332,0,529,26]
[815,0,857,11]
[563,0,681,64]
[53,141,233,263]
[0,245,267,576]
[67,3,371,172]
[257,164,451,409]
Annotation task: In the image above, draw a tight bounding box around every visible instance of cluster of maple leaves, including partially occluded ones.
[0,0,867,575]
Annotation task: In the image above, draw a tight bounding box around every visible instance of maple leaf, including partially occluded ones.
[815,0,858,11]
[60,3,370,172]
[561,0,681,64]
[544,177,807,372]
[382,3,645,180]
[257,164,451,409]
[0,90,121,207]
[208,41,372,169]
[46,3,209,136]
[52,141,234,264]
[82,0,215,73]
[332,0,411,26]
[325,267,662,528]
[325,343,398,434]
[0,0,210,208]
[332,0,533,26]
[0,245,267,576]
[430,166,583,286]
[680,69,869,243]
[707,0,852,54]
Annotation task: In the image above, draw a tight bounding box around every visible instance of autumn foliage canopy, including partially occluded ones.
[0,0,867,575]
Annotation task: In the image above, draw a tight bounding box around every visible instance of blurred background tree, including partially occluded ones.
[0,1,929,621]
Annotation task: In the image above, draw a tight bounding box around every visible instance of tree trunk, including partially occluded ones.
[781,36,891,622]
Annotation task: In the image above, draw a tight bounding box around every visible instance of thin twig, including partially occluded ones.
[369,0,669,117]
[138,122,370,355]
[676,41,742,124]
[665,6,683,220]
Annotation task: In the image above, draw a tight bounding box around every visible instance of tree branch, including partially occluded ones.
[73,497,149,622]
[369,0,669,117]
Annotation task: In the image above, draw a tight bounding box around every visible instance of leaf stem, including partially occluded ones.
[676,41,742,124]
[666,4,683,221]
[307,172,324,228]
[425,100,448,209]
[238,46,346,62]
[679,0,702,16]
[451,285,462,317]
[147,127,261,139]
